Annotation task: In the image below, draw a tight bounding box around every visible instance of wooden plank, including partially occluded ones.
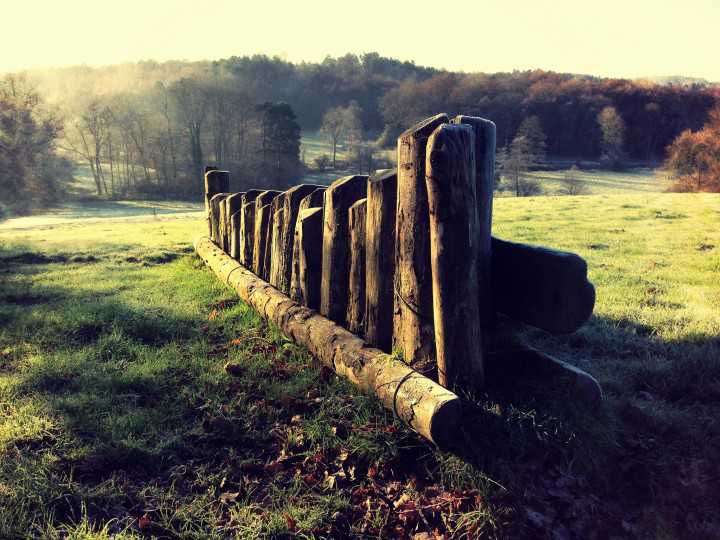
[239,190,263,266]
[209,193,229,246]
[393,113,448,365]
[269,206,286,288]
[295,207,323,309]
[252,190,281,277]
[491,237,595,334]
[365,169,397,352]
[453,116,496,336]
[290,187,326,301]
[320,175,368,325]
[224,193,244,254]
[426,123,483,387]
[230,211,241,260]
[266,193,286,284]
[204,169,228,235]
[347,198,367,335]
[278,185,322,294]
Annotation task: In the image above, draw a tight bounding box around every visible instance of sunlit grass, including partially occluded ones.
[0,192,718,537]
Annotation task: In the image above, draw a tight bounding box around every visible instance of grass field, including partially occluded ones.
[1,193,719,538]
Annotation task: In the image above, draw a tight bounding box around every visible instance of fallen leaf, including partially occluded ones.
[224,362,242,376]
[138,515,151,530]
[208,309,219,320]
[220,491,240,504]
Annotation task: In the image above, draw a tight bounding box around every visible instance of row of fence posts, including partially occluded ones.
[205,115,495,388]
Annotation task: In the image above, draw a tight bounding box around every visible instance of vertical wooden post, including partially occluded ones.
[365,169,397,352]
[209,193,229,245]
[298,187,326,213]
[452,116,497,338]
[320,175,368,325]
[295,207,323,309]
[347,198,367,335]
[204,168,227,235]
[291,188,326,302]
[253,203,272,277]
[269,206,286,288]
[239,190,263,266]
[230,211,241,260]
[278,185,322,294]
[426,123,483,387]
[393,114,448,365]
[224,193,244,255]
[266,193,285,284]
[252,190,281,277]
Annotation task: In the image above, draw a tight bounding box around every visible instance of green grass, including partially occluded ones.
[1,193,719,538]
[525,167,672,195]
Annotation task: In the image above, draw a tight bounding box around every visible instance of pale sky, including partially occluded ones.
[3,0,718,80]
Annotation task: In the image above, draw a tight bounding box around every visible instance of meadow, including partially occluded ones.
[1,192,719,538]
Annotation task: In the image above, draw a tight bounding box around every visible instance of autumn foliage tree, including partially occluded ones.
[665,107,720,192]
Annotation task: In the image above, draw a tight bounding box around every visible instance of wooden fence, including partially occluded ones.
[197,114,601,443]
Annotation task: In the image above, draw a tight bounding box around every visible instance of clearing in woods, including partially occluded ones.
[0,193,719,538]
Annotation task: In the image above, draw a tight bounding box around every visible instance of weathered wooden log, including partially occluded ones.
[269,206,286,288]
[230,211,241,260]
[320,175,368,325]
[453,116,496,335]
[290,187,326,301]
[365,169,397,352]
[266,194,286,285]
[426,123,484,387]
[209,193,229,245]
[253,204,272,277]
[347,198,367,335]
[394,114,448,365]
[490,237,596,334]
[252,190,281,277]
[293,207,324,309]
[194,235,461,445]
[277,185,322,294]
[239,190,263,266]
[224,193,244,254]
[204,169,228,235]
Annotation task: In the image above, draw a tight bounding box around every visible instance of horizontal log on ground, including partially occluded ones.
[490,237,595,334]
[194,235,461,446]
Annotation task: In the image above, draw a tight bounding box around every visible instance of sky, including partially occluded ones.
[2,0,718,80]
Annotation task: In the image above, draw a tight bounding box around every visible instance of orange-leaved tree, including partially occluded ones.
[666,107,720,192]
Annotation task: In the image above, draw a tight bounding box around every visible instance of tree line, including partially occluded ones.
[2,53,719,212]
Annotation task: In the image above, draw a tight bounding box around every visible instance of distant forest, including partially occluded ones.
[2,53,719,211]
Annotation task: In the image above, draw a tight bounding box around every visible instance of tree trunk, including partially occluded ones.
[426,123,483,387]
[194,235,462,446]
[365,169,397,352]
[453,116,497,342]
[347,198,367,335]
[393,113,448,366]
[293,207,323,309]
[320,175,368,326]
